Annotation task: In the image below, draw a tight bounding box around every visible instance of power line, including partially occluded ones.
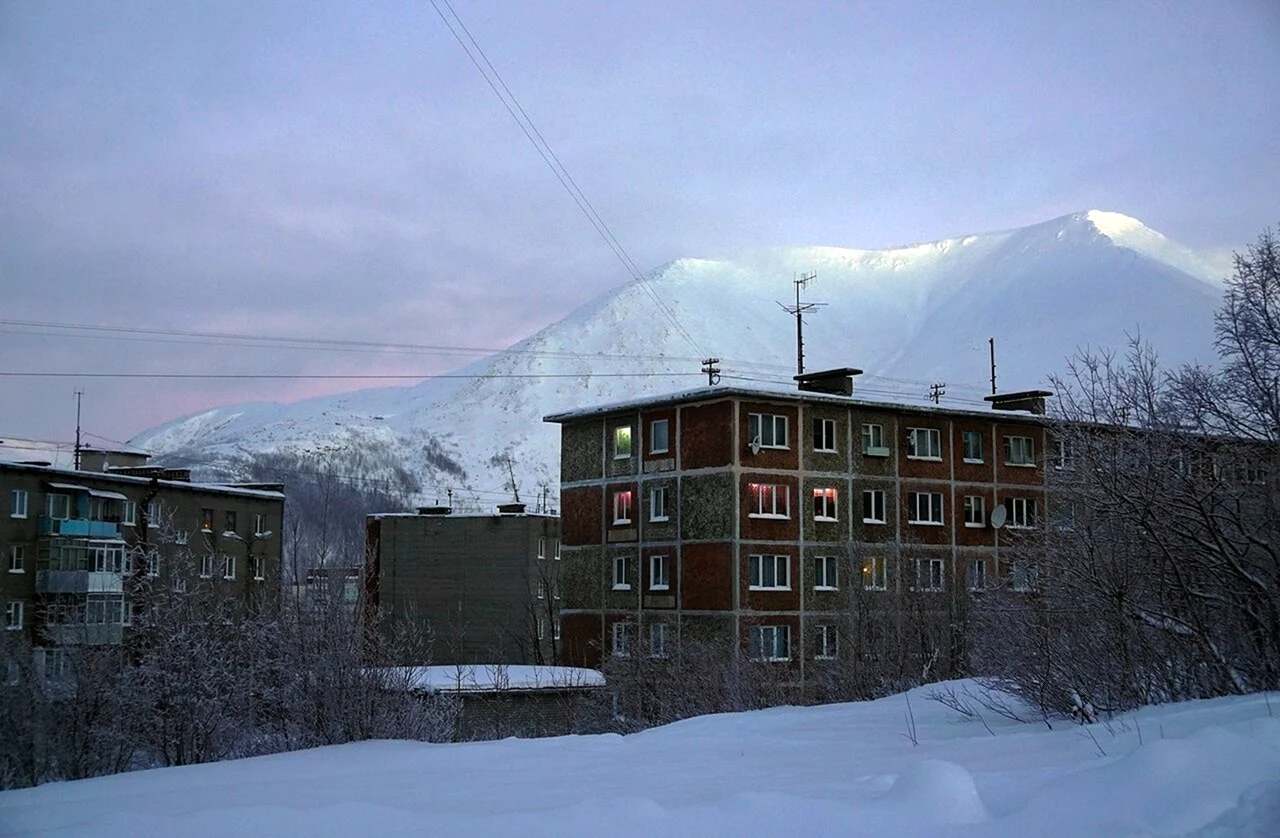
[0,371,709,381]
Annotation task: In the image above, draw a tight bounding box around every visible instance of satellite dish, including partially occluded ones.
[748,436,762,456]
[990,505,1008,529]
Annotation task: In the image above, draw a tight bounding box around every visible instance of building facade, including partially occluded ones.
[365,505,563,666]
[545,379,1052,682]
[1,450,284,669]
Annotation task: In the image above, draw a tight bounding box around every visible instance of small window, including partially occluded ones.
[253,513,268,536]
[146,501,162,525]
[1005,497,1037,528]
[200,554,213,578]
[537,616,547,640]
[862,489,886,524]
[814,555,838,590]
[224,510,238,535]
[223,554,236,580]
[553,618,562,641]
[8,545,25,574]
[748,483,790,518]
[862,556,888,591]
[963,430,984,463]
[146,550,161,578]
[915,558,945,592]
[1055,439,1072,470]
[614,425,633,459]
[612,554,630,590]
[46,494,71,521]
[612,622,632,657]
[10,489,28,518]
[120,500,137,527]
[5,600,23,630]
[553,538,561,560]
[251,555,265,582]
[748,554,790,590]
[907,427,942,459]
[813,417,837,453]
[612,490,633,525]
[748,625,790,661]
[537,537,546,560]
[812,487,839,522]
[1012,561,1038,593]
[861,423,888,456]
[816,625,838,660]
[537,581,546,600]
[907,492,944,525]
[650,554,670,590]
[649,623,669,658]
[968,558,988,591]
[747,413,789,449]
[200,508,214,531]
[1004,436,1036,466]
[649,419,670,454]
[963,495,985,528]
[649,486,669,522]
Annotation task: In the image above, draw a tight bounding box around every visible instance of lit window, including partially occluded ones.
[862,556,888,591]
[649,486,669,522]
[862,489,886,524]
[813,418,837,453]
[862,423,888,455]
[1005,436,1036,466]
[650,554,670,590]
[963,430,984,463]
[907,427,942,459]
[649,623,669,658]
[200,508,214,531]
[749,483,790,518]
[1005,497,1037,528]
[748,625,790,661]
[814,555,838,590]
[612,554,630,590]
[907,492,944,525]
[612,622,632,657]
[747,413,789,449]
[748,554,790,590]
[649,419,670,454]
[816,625,838,660]
[614,426,633,459]
[914,558,945,592]
[812,487,839,522]
[613,490,633,525]
[10,489,29,518]
[963,495,986,527]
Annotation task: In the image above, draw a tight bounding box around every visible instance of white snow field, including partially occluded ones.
[3,683,1278,837]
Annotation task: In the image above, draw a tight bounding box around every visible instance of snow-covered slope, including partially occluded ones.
[128,211,1225,505]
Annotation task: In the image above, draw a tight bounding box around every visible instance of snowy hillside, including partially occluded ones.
[128,210,1225,506]
[2,684,1277,837]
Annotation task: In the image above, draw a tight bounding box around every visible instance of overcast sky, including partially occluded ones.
[2,0,1277,447]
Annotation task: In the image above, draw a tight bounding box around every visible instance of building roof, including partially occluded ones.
[543,384,1051,425]
[368,510,558,520]
[0,460,286,501]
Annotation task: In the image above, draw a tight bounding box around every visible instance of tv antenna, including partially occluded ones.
[988,337,997,395]
[701,357,721,386]
[73,389,84,470]
[779,272,825,376]
[928,382,946,404]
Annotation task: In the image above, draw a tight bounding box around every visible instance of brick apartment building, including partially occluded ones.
[544,370,1052,681]
[365,504,562,666]
[1,446,284,672]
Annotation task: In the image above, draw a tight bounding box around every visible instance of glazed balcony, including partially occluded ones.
[37,516,120,538]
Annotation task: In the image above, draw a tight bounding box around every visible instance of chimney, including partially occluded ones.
[984,390,1054,415]
[417,506,453,516]
[795,367,863,396]
[496,503,526,515]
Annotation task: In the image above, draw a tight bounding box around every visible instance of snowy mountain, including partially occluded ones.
[128,210,1226,507]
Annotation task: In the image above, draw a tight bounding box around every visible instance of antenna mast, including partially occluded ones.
[988,338,997,395]
[779,272,825,376]
[73,389,84,470]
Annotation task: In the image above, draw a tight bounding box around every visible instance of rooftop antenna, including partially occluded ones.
[779,272,826,376]
[701,357,721,386]
[989,337,997,395]
[928,382,946,405]
[73,388,84,470]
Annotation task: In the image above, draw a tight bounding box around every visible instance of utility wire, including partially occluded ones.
[0,371,709,380]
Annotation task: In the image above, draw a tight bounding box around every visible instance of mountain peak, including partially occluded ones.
[1082,209,1147,239]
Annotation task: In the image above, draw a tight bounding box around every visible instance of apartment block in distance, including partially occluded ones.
[365,503,562,666]
[544,369,1052,683]
[1,446,284,667]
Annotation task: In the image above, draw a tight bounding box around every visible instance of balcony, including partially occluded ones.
[43,624,125,646]
[38,516,120,538]
[36,570,125,594]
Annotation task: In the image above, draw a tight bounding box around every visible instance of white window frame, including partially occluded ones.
[907,492,944,525]
[1012,561,1038,593]
[1005,436,1036,467]
[146,500,162,525]
[614,425,633,459]
[816,625,838,660]
[863,556,888,591]
[612,490,633,525]
[748,554,790,590]
[861,423,888,456]
[553,538,561,560]
[4,600,22,630]
[813,417,837,453]
[749,625,791,661]
[1006,497,1037,528]
[46,493,71,521]
[200,553,213,579]
[812,487,839,522]
[121,500,137,527]
[749,483,790,519]
[649,554,670,591]
[537,537,546,560]
[10,489,28,519]
[963,495,985,528]
[962,430,984,463]
[862,489,886,524]
[91,541,127,574]
[612,621,632,657]
[253,513,268,536]
[914,558,945,592]
[537,616,547,641]
[649,419,670,455]
[251,555,265,582]
[907,427,942,460]
[612,554,630,591]
[748,413,789,450]
[649,623,669,658]
[200,508,214,532]
[146,550,161,578]
[969,558,988,591]
[8,545,24,574]
[814,555,838,590]
[649,486,669,522]
[223,554,236,580]
[553,618,562,641]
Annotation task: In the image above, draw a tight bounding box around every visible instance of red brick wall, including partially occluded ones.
[681,401,733,469]
[561,486,603,546]
[561,613,602,668]
[681,542,733,610]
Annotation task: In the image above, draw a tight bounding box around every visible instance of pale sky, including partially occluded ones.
[2,0,1277,445]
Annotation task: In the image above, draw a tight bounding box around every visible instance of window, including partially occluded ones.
[748,625,791,661]
[537,581,546,600]
[46,494,71,521]
[747,413,789,449]
[649,623,669,658]
[915,558,945,592]
[614,425,633,459]
[200,553,213,578]
[5,661,17,686]
[251,555,264,582]
[748,554,790,590]
[813,418,837,453]
[200,508,214,531]
[612,555,630,590]
[862,423,888,455]
[553,619,562,641]
[612,622,632,657]
[537,617,546,641]
[537,537,546,560]
[1005,436,1036,466]
[862,556,888,591]
[224,510,238,535]
[553,581,561,600]
[816,625,838,660]
[146,550,161,578]
[963,430,984,463]
[1055,439,1072,470]
[146,501,162,525]
[91,542,126,574]
[223,554,236,580]
[649,486,669,522]
[612,490,633,525]
[969,558,988,590]
[121,501,137,527]
[4,601,22,630]
[43,649,72,681]
[748,483,790,518]
[8,545,24,574]
[963,495,986,528]
[862,489,886,524]
[907,492,944,525]
[553,538,561,560]
[1012,561,1038,593]
[253,513,268,536]
[650,554,670,590]
[812,487,839,521]
[10,489,28,518]
[1006,497,1037,528]
[814,555,838,590]
[86,595,124,625]
[907,427,942,459]
[650,419,670,454]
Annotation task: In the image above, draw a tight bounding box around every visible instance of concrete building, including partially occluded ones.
[544,370,1052,681]
[1,447,284,669]
[365,504,562,666]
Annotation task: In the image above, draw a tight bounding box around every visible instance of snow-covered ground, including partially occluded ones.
[3,682,1277,837]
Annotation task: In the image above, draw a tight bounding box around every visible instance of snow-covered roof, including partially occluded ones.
[384,665,605,694]
[0,461,285,501]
